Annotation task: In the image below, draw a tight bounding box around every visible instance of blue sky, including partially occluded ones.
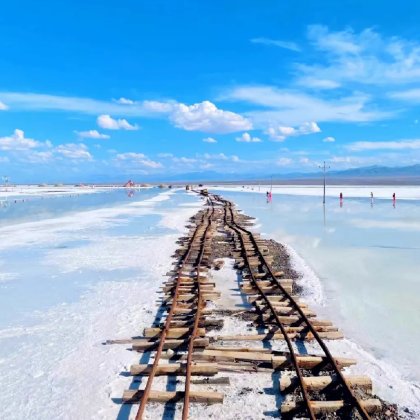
[2,0,420,182]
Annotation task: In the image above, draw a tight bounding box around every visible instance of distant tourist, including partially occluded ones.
[371,192,373,199]
[340,192,343,200]
[393,193,396,200]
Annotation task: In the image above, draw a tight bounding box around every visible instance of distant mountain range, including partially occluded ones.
[20,164,420,184]
[84,164,420,184]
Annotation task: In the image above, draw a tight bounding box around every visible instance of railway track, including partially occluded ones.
[113,191,388,419]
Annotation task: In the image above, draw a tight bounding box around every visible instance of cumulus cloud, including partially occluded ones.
[74,130,110,139]
[97,115,139,130]
[0,101,8,110]
[157,153,174,158]
[299,157,310,163]
[346,139,420,151]
[251,37,301,52]
[203,137,217,143]
[323,136,335,142]
[0,129,49,150]
[235,132,262,142]
[267,122,321,141]
[170,101,252,133]
[277,157,293,165]
[146,100,252,133]
[56,143,92,160]
[114,98,137,105]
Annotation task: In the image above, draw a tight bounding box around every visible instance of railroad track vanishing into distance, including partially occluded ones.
[108,190,393,419]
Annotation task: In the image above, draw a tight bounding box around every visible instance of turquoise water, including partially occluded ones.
[214,190,420,383]
[0,189,198,329]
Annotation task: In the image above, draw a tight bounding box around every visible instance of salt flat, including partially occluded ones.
[0,189,203,420]
[214,187,420,417]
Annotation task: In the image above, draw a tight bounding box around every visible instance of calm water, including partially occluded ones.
[0,188,160,227]
[215,189,420,383]
[0,189,197,329]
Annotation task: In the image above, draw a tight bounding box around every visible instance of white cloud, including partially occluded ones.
[143,101,174,112]
[251,37,301,52]
[0,156,9,162]
[298,25,420,87]
[74,130,110,139]
[299,157,310,163]
[235,132,262,142]
[97,115,139,130]
[267,122,320,141]
[0,92,152,116]
[115,152,163,168]
[141,160,163,168]
[116,152,146,160]
[114,98,137,105]
[169,101,252,133]
[203,137,217,143]
[277,157,293,165]
[200,153,229,160]
[297,78,340,89]
[346,139,420,151]
[173,157,197,163]
[21,150,54,163]
[56,143,92,160]
[201,163,214,169]
[146,100,252,133]
[0,101,8,110]
[157,153,174,158]
[107,149,117,154]
[323,136,335,142]
[0,93,250,134]
[0,129,49,150]
[226,86,391,126]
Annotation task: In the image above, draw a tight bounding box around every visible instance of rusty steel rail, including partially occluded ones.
[215,195,371,420]
[182,199,215,420]
[135,205,213,420]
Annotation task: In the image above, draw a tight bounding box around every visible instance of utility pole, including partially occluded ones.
[270,175,273,194]
[319,162,330,204]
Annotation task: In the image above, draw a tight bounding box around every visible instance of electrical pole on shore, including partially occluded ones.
[270,175,273,193]
[319,162,330,204]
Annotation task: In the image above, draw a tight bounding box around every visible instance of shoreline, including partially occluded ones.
[264,227,420,418]
[218,194,420,418]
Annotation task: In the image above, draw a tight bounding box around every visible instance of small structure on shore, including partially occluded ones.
[54,183,64,187]
[158,184,168,189]
[38,183,48,187]
[141,183,152,188]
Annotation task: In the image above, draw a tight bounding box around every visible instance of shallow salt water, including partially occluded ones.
[214,188,420,407]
